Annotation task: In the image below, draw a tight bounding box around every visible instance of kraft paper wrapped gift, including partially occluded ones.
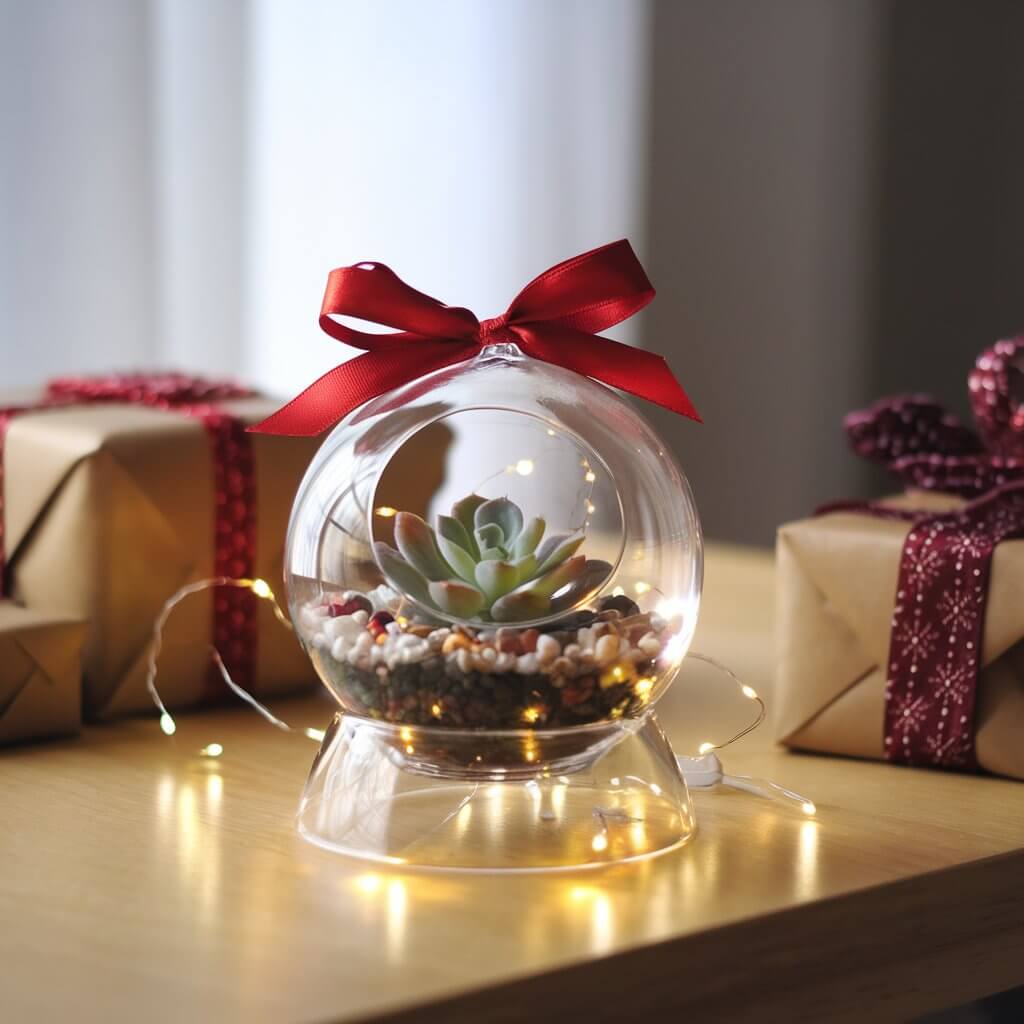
[2,389,320,717]
[0,603,84,746]
[775,493,1024,781]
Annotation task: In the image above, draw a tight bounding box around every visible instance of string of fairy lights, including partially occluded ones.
[145,578,816,820]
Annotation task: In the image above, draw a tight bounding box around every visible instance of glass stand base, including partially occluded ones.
[296,712,695,872]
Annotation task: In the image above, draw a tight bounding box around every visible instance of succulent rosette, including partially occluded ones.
[374,495,611,623]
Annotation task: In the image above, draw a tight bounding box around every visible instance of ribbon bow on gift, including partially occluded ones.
[844,336,1024,494]
[253,240,700,436]
[831,338,1024,772]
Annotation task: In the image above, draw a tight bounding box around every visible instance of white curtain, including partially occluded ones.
[0,0,650,395]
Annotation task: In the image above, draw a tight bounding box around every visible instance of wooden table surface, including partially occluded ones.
[3,545,1024,1023]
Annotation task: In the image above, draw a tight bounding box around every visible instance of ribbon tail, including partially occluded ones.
[517,326,701,423]
[250,343,475,436]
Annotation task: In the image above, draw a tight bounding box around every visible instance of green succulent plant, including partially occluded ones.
[374,495,610,623]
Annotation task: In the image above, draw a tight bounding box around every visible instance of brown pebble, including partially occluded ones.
[519,628,539,653]
[597,609,622,622]
[496,628,520,654]
[442,633,472,655]
[552,656,577,679]
[407,624,434,638]
[618,613,652,633]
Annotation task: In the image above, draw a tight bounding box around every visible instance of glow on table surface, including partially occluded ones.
[2,545,1024,1023]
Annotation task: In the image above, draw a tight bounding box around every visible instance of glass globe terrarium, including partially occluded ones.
[287,344,702,870]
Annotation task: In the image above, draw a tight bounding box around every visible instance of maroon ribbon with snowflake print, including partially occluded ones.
[822,337,1024,771]
[0,373,258,701]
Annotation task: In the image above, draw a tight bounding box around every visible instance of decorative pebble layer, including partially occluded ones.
[300,589,681,730]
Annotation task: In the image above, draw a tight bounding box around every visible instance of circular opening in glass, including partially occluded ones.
[370,408,625,628]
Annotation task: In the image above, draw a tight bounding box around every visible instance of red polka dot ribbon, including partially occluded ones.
[823,338,1024,771]
[0,374,257,700]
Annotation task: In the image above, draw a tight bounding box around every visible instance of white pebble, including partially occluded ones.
[594,634,619,666]
[456,648,473,674]
[400,641,429,664]
[516,652,539,675]
[352,609,369,626]
[639,633,661,657]
[650,614,667,632]
[367,584,400,612]
[428,628,450,651]
[564,643,581,660]
[481,646,497,663]
[331,637,350,661]
[312,631,328,650]
[576,626,596,651]
[495,652,516,673]
[324,615,362,644]
[300,606,327,633]
[536,634,560,664]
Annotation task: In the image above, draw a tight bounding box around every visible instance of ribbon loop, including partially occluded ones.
[844,337,1024,496]
[968,336,1024,456]
[254,239,700,436]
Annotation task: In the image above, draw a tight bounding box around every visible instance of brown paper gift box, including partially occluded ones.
[3,397,320,717]
[775,493,1024,780]
[0,603,84,746]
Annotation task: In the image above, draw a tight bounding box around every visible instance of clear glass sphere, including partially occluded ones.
[285,344,702,768]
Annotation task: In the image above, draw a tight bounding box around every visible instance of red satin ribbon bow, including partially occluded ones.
[253,240,700,436]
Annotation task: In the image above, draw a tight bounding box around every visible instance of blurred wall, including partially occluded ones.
[643,0,1024,546]
[245,0,651,393]
[3,0,1023,548]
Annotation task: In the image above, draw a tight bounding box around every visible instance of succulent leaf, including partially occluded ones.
[474,559,519,603]
[451,494,487,555]
[513,517,545,558]
[516,554,586,598]
[436,535,478,584]
[491,589,551,622]
[550,559,613,613]
[437,514,474,553]
[510,553,538,585]
[474,497,523,547]
[394,511,453,581]
[535,532,585,575]
[374,543,434,605]
[428,580,485,618]
[474,523,505,553]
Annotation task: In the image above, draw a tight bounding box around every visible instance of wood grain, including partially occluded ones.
[2,545,1023,1023]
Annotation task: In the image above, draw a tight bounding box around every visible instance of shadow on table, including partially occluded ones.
[921,986,1024,1023]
